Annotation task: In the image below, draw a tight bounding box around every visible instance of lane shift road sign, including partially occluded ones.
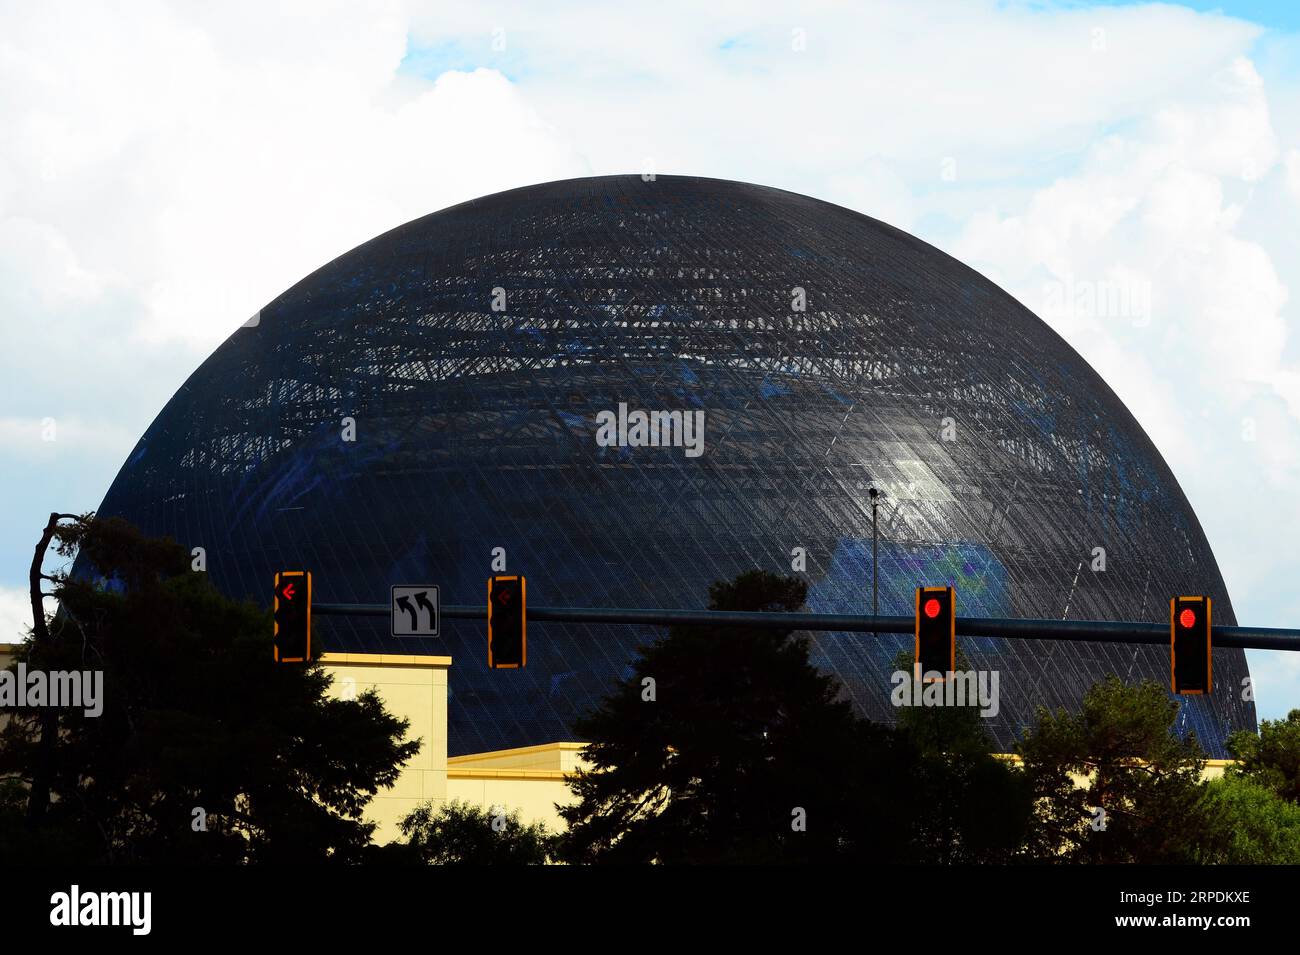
[391,585,440,637]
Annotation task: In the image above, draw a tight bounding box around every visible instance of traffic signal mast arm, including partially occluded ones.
[311,602,1300,652]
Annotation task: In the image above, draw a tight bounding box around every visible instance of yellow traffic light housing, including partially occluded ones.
[914,585,955,682]
[488,575,526,668]
[1171,595,1211,694]
[274,571,312,663]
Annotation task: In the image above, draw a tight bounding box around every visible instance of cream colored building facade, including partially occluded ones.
[319,652,581,843]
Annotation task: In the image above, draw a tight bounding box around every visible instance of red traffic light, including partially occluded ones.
[487,575,526,669]
[273,571,312,663]
[914,586,955,682]
[1171,596,1211,695]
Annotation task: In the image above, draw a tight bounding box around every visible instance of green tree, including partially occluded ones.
[396,801,554,864]
[1017,676,1211,863]
[1226,709,1300,804]
[891,649,1034,863]
[558,570,910,864]
[0,514,420,863]
[1195,774,1300,864]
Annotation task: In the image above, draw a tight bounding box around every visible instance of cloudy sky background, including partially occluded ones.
[3,0,1300,719]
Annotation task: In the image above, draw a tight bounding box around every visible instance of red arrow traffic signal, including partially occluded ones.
[488,575,526,669]
[274,571,312,663]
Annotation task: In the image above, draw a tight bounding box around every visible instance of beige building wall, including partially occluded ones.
[316,654,583,837]
[317,652,450,844]
[446,742,588,831]
[994,751,1232,782]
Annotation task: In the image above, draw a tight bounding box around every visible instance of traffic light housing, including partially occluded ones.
[274,571,312,663]
[488,575,526,668]
[1171,595,1212,694]
[915,585,955,681]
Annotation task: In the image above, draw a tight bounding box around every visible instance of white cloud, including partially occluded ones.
[950,54,1300,654]
[0,217,108,309]
[1247,649,1300,720]
[0,586,33,644]
[402,2,1262,196]
[0,416,137,459]
[0,1,1270,355]
[1286,147,1300,201]
[826,162,918,234]
[0,2,586,350]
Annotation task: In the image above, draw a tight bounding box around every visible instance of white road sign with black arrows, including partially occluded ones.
[391,585,440,637]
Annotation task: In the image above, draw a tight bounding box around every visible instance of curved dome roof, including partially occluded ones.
[96,175,1254,755]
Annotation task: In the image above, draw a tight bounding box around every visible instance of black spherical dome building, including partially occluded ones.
[95,175,1254,755]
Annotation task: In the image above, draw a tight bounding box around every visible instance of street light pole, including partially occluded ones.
[868,487,881,638]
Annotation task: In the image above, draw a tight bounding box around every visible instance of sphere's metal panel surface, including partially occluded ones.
[94,175,1255,756]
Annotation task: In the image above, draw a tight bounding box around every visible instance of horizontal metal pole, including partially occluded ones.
[311,603,1300,651]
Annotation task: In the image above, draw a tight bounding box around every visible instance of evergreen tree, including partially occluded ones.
[1017,676,1212,863]
[0,514,420,863]
[1227,709,1300,804]
[892,649,1034,863]
[558,570,905,863]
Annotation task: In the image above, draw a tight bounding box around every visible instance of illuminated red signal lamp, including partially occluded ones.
[914,586,955,682]
[1170,596,1211,695]
[488,575,526,669]
[273,570,312,663]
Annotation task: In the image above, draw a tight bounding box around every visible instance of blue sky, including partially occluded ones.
[1125,1,1300,30]
[3,0,1300,721]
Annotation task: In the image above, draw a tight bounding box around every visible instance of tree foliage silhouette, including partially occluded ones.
[0,514,420,863]
[891,648,1033,863]
[558,571,896,863]
[559,570,1034,863]
[396,800,555,865]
